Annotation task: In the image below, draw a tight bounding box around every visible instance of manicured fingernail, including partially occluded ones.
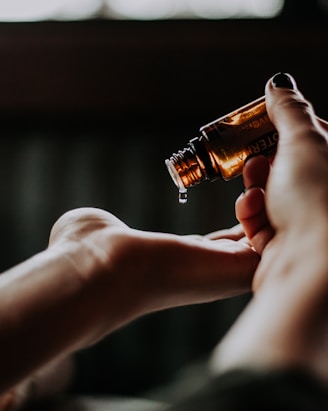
[272,72,295,89]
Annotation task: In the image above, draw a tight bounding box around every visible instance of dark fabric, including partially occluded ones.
[167,368,328,411]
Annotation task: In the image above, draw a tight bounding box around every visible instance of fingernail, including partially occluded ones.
[272,72,295,89]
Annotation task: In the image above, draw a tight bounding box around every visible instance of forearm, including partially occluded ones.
[0,228,162,395]
[0,243,106,393]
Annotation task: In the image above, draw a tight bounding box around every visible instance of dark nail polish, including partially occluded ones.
[272,72,295,89]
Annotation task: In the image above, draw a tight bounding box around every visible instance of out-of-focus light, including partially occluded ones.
[55,0,103,19]
[105,0,284,20]
[189,0,284,19]
[0,0,102,21]
[106,0,177,20]
[0,0,284,21]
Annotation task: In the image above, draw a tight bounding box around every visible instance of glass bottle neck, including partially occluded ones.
[165,136,220,190]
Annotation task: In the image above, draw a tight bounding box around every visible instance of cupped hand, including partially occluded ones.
[0,209,258,402]
[49,207,259,321]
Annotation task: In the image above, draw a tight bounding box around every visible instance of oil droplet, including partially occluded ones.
[178,189,187,204]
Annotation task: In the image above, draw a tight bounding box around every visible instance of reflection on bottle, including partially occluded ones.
[165,96,278,203]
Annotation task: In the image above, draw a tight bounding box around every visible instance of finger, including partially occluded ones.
[205,224,245,241]
[165,237,259,300]
[265,73,326,149]
[235,187,274,254]
[242,156,271,190]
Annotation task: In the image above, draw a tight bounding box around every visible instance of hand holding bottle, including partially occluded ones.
[211,73,328,381]
[236,72,328,289]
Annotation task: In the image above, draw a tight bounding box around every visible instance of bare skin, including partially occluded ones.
[2,72,328,410]
[0,209,258,409]
[211,73,328,383]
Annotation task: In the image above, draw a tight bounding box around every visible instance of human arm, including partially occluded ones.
[164,72,328,411]
[0,208,258,405]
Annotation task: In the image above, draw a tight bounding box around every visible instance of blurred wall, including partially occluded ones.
[0,15,327,396]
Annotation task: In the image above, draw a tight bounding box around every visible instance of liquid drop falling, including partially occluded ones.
[178,189,187,204]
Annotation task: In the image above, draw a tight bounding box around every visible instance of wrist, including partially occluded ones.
[53,228,153,340]
[210,231,328,379]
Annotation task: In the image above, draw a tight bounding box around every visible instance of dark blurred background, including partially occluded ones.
[0,0,327,400]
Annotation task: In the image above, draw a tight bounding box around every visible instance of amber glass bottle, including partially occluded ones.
[165,96,277,202]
